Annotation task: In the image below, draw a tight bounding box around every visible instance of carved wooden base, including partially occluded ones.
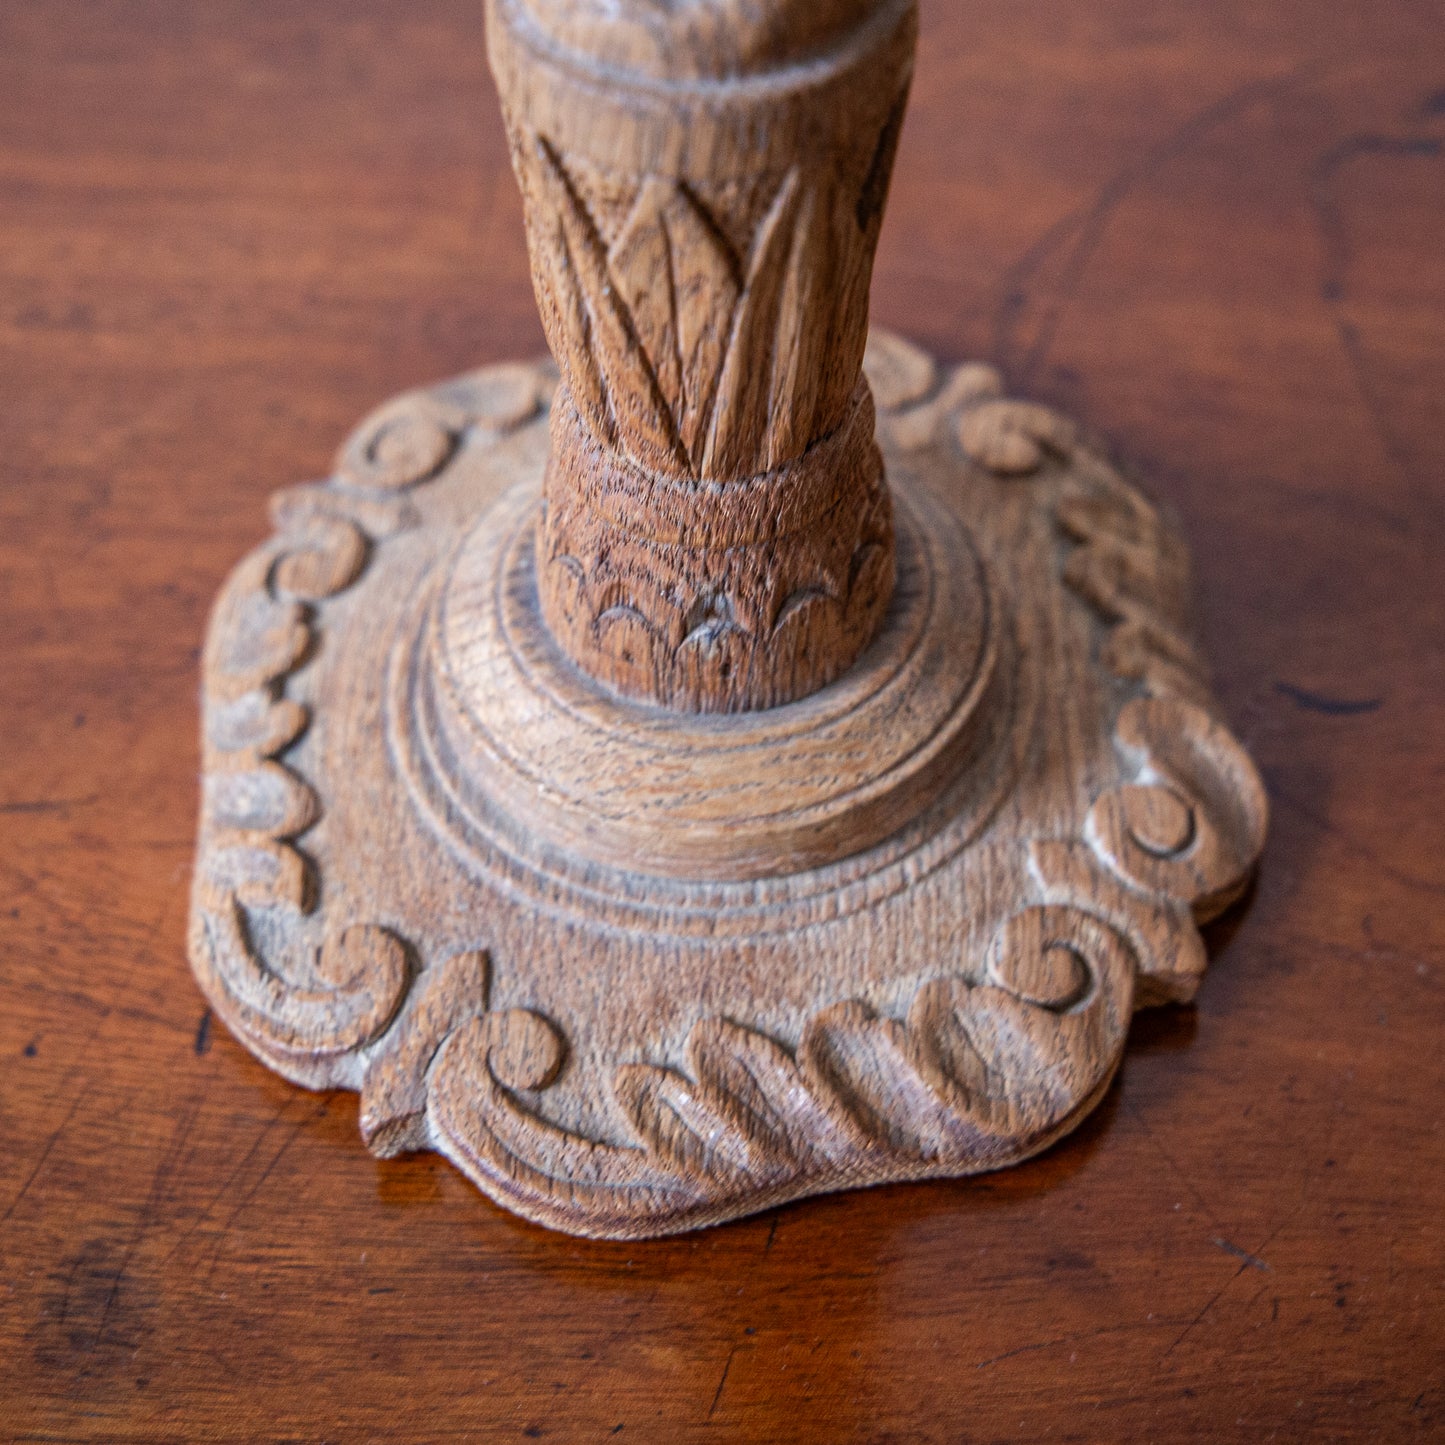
[189,330,1267,1239]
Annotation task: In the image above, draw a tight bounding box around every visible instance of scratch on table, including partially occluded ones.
[0,794,100,816]
[974,1319,1180,1370]
[1212,1237,1272,1271]
[0,1088,88,1227]
[200,1109,311,1283]
[707,1345,738,1419]
[1274,682,1383,717]
[994,61,1331,389]
[1308,123,1445,517]
[86,1094,203,1355]
[156,1098,297,1271]
[1270,776,1445,900]
[1123,1095,1224,1234]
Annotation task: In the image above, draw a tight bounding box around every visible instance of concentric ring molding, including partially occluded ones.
[416,480,999,882]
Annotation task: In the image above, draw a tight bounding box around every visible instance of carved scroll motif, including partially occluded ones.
[422,880,1158,1238]
[190,371,548,1084]
[882,350,1268,933]
[873,338,1266,961]
[191,508,411,1078]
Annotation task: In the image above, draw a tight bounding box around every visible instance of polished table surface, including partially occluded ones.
[2,2,1442,1439]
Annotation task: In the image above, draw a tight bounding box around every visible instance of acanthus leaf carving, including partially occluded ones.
[608,176,687,439]
[513,125,879,489]
[701,165,806,477]
[529,134,691,476]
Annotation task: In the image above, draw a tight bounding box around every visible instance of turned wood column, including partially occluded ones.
[487,0,918,712]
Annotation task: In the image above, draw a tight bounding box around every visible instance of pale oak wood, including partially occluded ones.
[187,328,1265,1237]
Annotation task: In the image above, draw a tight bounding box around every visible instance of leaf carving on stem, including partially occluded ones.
[611,177,744,470]
[529,136,690,475]
[521,136,860,483]
[701,166,805,476]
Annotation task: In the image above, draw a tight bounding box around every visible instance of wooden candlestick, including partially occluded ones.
[188,0,1267,1238]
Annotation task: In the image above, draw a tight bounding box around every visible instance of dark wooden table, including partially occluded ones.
[3,2,1441,1439]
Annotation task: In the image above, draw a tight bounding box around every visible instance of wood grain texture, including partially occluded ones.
[2,0,1442,1437]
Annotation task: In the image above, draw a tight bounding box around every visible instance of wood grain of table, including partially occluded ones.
[2,2,1441,1439]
